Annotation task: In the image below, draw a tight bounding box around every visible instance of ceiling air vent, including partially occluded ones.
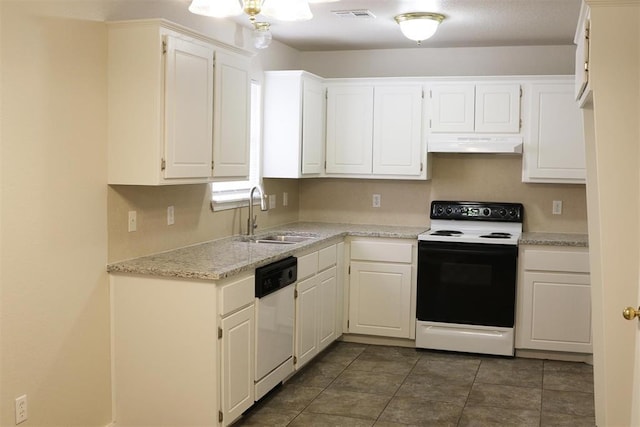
[332,9,377,19]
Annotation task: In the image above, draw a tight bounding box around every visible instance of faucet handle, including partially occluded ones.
[252,215,258,229]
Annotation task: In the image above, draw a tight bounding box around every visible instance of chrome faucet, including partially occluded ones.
[248,185,268,236]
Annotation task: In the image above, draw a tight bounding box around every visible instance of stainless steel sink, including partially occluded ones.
[244,233,319,244]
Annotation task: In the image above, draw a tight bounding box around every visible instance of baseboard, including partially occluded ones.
[339,333,416,348]
[516,348,594,364]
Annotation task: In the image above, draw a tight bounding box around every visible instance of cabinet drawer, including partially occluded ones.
[350,241,413,263]
[219,275,255,316]
[523,249,589,273]
[297,251,319,281]
[318,244,337,271]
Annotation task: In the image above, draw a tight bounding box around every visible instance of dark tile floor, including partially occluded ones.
[235,342,595,427]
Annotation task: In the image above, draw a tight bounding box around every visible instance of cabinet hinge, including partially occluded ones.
[324,160,327,170]
[218,327,223,339]
[520,118,523,130]
[325,89,328,99]
[421,90,424,99]
[294,289,298,299]
[162,40,167,55]
[293,355,297,365]
[585,21,590,39]
[429,119,432,129]
[347,319,350,329]
[219,411,223,423]
[161,158,166,171]
[520,87,523,98]
[348,265,351,275]
[211,160,215,170]
[420,162,424,172]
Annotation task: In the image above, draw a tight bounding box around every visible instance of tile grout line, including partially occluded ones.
[371,351,421,425]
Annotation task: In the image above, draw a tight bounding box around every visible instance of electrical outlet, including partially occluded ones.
[15,394,27,424]
[282,192,288,207]
[269,194,276,209]
[167,206,175,225]
[552,200,563,215]
[372,194,381,208]
[128,210,137,232]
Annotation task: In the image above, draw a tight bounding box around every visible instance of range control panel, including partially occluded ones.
[430,201,524,223]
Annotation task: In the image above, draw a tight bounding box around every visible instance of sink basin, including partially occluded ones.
[245,232,319,245]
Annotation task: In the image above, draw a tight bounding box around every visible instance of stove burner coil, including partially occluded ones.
[480,232,512,239]
[431,230,463,236]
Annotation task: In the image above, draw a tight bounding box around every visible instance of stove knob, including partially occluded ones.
[436,205,444,214]
[445,207,452,215]
[498,208,507,217]
[508,208,517,217]
[482,208,491,216]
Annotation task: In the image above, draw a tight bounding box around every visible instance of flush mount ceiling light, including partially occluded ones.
[394,12,445,45]
[189,0,313,24]
[253,22,272,49]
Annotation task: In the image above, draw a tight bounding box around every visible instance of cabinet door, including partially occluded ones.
[348,261,412,338]
[517,271,592,353]
[163,35,214,179]
[295,275,319,369]
[220,304,255,425]
[317,267,337,352]
[213,51,250,179]
[302,77,325,175]
[523,83,586,183]
[475,84,521,133]
[429,84,475,132]
[373,85,423,176]
[326,85,374,174]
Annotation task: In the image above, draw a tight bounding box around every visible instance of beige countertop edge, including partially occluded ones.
[519,232,589,248]
[107,223,428,281]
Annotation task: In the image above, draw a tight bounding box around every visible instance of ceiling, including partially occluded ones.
[229,0,582,51]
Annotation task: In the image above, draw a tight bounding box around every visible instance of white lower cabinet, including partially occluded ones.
[110,272,255,427]
[218,274,255,425]
[294,243,340,369]
[110,274,221,426]
[516,246,592,353]
[347,238,416,339]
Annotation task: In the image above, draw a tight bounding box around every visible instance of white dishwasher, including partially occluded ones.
[254,256,297,401]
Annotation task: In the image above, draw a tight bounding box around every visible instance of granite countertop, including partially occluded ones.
[107,222,428,281]
[519,232,589,248]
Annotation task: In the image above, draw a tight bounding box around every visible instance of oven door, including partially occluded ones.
[417,241,518,327]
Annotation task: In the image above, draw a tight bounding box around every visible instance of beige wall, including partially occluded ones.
[300,155,588,233]
[0,2,111,425]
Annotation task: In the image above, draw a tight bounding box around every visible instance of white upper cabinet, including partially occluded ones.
[263,71,325,178]
[163,36,214,180]
[326,85,375,175]
[326,81,428,179]
[107,20,251,185]
[429,83,521,133]
[212,51,251,179]
[574,2,590,104]
[429,84,475,132]
[522,80,586,184]
[372,85,424,176]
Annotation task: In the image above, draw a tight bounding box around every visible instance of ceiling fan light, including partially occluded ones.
[188,0,242,17]
[262,0,313,21]
[253,22,273,49]
[395,12,445,44]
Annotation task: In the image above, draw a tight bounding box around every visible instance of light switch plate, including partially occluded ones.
[552,200,563,215]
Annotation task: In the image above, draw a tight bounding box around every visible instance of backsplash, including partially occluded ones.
[299,154,588,233]
[108,155,587,262]
[107,179,300,263]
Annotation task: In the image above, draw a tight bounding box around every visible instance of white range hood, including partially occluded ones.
[427,136,523,154]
